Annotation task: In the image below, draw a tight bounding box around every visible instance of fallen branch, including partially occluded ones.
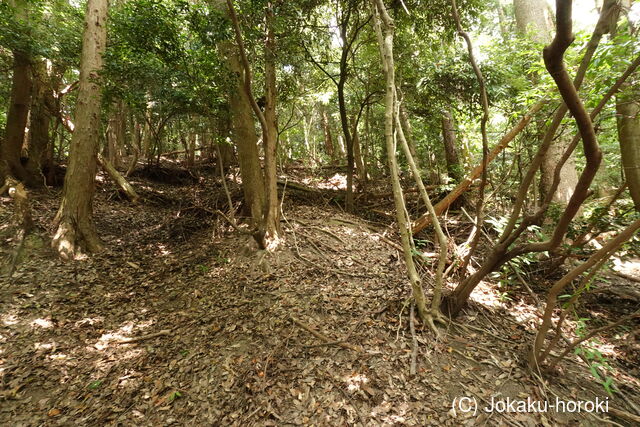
[116,329,171,344]
[290,316,361,352]
[97,153,140,204]
[412,99,547,234]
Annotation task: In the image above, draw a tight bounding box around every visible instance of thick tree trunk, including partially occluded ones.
[223,46,265,226]
[24,59,51,187]
[617,82,640,210]
[52,0,108,259]
[615,1,640,210]
[2,49,32,184]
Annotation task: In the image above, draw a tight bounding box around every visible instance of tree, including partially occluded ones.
[1,0,32,186]
[513,0,579,206]
[225,0,281,248]
[616,0,640,210]
[52,0,109,258]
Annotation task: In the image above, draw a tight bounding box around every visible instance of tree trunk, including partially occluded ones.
[371,0,432,327]
[351,116,367,184]
[222,45,265,226]
[52,0,108,259]
[321,107,335,163]
[98,153,140,203]
[412,100,547,233]
[617,83,640,210]
[514,0,579,205]
[616,1,640,210]
[24,58,51,187]
[441,109,463,183]
[262,2,281,244]
[2,48,32,184]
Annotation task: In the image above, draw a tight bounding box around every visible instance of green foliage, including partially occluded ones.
[104,0,229,115]
[574,335,616,396]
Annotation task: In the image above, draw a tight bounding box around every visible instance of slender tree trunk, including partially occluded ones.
[351,116,367,183]
[262,2,281,244]
[371,0,432,327]
[398,101,421,169]
[321,106,335,163]
[441,108,463,183]
[52,0,108,259]
[125,117,141,176]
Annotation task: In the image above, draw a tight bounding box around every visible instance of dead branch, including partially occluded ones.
[116,329,171,344]
[411,99,547,234]
[97,153,140,204]
[290,316,361,352]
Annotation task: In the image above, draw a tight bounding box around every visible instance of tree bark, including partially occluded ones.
[220,44,265,227]
[351,116,367,183]
[514,0,580,206]
[371,0,433,329]
[321,106,335,163]
[262,2,281,244]
[24,58,51,187]
[52,0,108,259]
[97,153,140,204]
[441,108,462,183]
[2,49,32,184]
[617,83,640,211]
[615,1,640,210]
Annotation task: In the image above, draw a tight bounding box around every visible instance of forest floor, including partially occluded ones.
[1,162,639,426]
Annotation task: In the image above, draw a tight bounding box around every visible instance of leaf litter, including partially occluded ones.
[0,166,638,426]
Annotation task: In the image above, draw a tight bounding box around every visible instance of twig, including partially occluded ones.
[116,329,171,344]
[290,316,361,352]
[548,310,640,370]
[409,303,418,376]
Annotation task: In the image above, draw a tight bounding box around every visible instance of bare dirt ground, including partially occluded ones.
[1,165,639,426]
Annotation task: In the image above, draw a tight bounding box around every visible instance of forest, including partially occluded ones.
[1,0,639,425]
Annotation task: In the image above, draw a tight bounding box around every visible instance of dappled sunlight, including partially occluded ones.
[92,319,156,351]
[2,313,19,326]
[468,280,508,310]
[612,256,640,278]
[317,173,347,190]
[156,243,171,256]
[31,318,54,329]
[344,372,369,392]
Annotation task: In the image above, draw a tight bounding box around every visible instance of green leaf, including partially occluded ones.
[168,390,182,402]
[88,380,103,390]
